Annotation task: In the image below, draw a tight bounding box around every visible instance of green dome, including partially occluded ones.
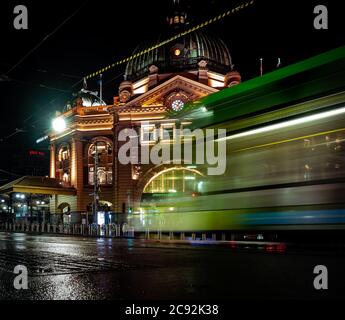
[125,31,232,81]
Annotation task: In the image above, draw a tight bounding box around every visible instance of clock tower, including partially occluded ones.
[49,0,241,223]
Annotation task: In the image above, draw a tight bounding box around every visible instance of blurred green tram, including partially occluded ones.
[129,46,345,232]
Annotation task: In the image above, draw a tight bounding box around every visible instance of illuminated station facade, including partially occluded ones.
[47,6,241,224]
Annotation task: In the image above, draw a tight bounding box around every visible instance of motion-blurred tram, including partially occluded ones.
[128,90,345,232]
[125,47,345,233]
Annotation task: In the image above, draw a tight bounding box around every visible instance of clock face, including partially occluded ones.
[171,99,184,112]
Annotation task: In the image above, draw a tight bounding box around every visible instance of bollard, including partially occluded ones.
[47,224,50,233]
[202,233,206,241]
[192,233,196,241]
[222,233,226,241]
[146,229,150,240]
[212,234,217,241]
[31,224,34,232]
[180,232,185,240]
[169,232,173,241]
[53,225,56,233]
[80,224,83,235]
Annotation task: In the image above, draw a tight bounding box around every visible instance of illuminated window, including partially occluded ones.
[174,49,181,56]
[160,123,176,141]
[144,168,204,194]
[58,145,70,161]
[62,173,70,183]
[57,145,70,184]
[141,125,157,144]
[88,139,113,185]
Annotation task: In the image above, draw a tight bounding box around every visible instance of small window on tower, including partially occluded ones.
[174,49,181,56]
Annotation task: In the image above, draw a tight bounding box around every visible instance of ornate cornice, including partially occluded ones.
[124,75,218,108]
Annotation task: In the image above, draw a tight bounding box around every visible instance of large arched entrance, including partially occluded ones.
[140,167,205,210]
[143,167,204,194]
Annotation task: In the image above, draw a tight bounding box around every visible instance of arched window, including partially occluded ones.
[88,139,113,186]
[144,167,204,194]
[57,144,70,184]
[58,145,70,161]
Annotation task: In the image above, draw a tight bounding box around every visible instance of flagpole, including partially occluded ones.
[260,58,263,77]
[100,74,103,101]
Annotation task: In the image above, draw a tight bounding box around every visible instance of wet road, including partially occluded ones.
[0,232,345,300]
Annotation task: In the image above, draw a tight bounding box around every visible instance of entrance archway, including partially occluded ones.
[143,167,204,194]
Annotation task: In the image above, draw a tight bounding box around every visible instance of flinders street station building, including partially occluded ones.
[0,2,241,225]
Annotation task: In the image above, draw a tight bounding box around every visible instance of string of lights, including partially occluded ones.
[85,0,255,80]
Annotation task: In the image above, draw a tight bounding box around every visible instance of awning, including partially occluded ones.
[0,176,76,196]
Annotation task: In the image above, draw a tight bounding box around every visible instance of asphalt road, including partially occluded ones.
[0,232,344,300]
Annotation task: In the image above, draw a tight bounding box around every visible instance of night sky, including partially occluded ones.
[0,0,343,181]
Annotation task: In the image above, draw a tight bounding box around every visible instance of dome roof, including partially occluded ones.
[76,89,106,107]
[125,31,232,81]
[64,89,106,111]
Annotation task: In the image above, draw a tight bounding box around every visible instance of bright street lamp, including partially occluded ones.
[52,117,66,133]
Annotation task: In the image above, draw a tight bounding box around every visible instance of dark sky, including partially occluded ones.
[0,0,343,178]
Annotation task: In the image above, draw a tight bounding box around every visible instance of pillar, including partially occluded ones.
[50,144,56,178]
[71,138,84,212]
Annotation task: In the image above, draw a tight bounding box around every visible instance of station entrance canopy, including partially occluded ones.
[0,176,76,196]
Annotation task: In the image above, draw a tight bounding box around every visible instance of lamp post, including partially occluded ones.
[92,141,99,225]
[108,103,119,220]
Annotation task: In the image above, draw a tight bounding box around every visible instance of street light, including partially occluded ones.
[52,117,66,133]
